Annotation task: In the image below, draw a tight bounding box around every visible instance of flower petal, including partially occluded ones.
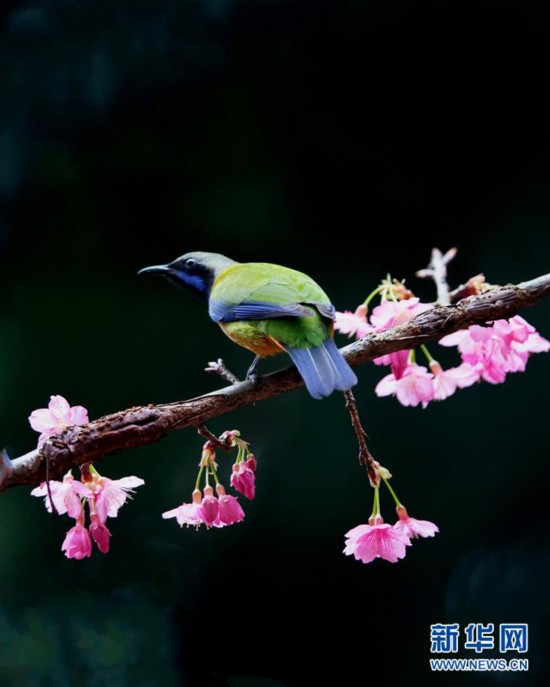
[28,409,56,433]
[68,406,89,426]
[374,374,398,397]
[48,395,72,423]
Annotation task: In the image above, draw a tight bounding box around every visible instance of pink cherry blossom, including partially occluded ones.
[199,486,219,526]
[372,349,410,378]
[344,516,411,564]
[514,330,550,355]
[393,506,439,539]
[216,485,245,525]
[230,456,257,500]
[29,395,89,447]
[163,503,204,527]
[506,317,550,367]
[441,327,506,383]
[446,362,480,388]
[430,363,456,400]
[89,515,111,553]
[370,298,431,331]
[430,361,479,400]
[92,475,145,523]
[438,329,471,348]
[493,315,534,346]
[335,305,373,339]
[375,364,435,407]
[439,316,549,386]
[162,490,204,527]
[32,463,143,558]
[61,522,92,560]
[369,299,431,387]
[31,471,93,517]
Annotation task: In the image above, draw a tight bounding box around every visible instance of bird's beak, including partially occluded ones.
[137,264,174,276]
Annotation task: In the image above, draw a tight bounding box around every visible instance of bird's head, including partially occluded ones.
[138,251,237,299]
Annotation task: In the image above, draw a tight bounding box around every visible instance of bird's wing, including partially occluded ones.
[209,265,336,323]
[209,298,315,322]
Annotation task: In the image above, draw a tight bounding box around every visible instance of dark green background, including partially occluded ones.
[0,1,548,685]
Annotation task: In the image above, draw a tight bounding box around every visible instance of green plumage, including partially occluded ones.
[211,262,333,351]
[139,251,357,398]
[213,262,331,310]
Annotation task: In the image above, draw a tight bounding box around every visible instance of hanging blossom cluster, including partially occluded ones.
[27,396,432,566]
[343,462,438,564]
[28,396,257,558]
[162,430,256,528]
[335,275,549,408]
[29,395,144,560]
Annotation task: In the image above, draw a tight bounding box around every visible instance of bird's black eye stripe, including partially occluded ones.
[185,258,196,269]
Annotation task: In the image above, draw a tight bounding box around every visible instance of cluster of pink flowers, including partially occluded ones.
[162,431,256,529]
[230,454,257,500]
[336,289,549,408]
[439,316,550,384]
[29,395,144,559]
[162,484,245,528]
[343,459,438,565]
[32,468,144,559]
[344,505,438,564]
[28,395,258,553]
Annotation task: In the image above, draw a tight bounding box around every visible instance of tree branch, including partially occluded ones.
[2,272,549,492]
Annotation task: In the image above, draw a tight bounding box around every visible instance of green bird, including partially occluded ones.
[139,252,357,399]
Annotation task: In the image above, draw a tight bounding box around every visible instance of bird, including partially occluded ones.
[138,252,357,399]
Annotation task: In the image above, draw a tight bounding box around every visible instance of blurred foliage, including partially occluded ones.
[0,0,549,685]
[0,589,178,686]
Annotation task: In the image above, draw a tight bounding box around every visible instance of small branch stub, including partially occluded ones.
[416,247,457,306]
[205,359,241,385]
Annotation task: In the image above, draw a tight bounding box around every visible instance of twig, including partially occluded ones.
[196,424,233,451]
[343,390,377,485]
[416,247,457,305]
[449,274,487,302]
[205,359,241,385]
[1,272,549,492]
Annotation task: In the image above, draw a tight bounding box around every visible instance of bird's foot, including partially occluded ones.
[246,370,259,387]
[205,359,241,385]
[245,356,261,387]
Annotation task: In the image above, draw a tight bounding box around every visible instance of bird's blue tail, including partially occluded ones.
[284,339,358,399]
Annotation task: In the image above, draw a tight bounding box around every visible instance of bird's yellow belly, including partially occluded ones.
[219,321,284,357]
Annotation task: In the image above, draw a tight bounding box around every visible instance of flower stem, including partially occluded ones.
[382,477,402,508]
[373,485,381,517]
[234,438,249,462]
[420,344,435,364]
[209,459,221,485]
[363,285,383,308]
[194,465,205,491]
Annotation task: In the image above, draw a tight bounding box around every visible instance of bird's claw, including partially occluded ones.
[246,371,259,387]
